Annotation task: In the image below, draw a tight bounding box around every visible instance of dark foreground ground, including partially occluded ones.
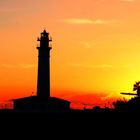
[0,109,139,126]
[0,108,139,123]
[0,109,139,138]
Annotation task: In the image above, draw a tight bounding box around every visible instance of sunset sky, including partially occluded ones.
[0,0,140,109]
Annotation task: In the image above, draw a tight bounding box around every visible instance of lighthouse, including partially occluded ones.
[37,29,52,98]
[13,29,70,112]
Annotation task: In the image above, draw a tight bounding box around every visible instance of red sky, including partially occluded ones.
[0,0,140,109]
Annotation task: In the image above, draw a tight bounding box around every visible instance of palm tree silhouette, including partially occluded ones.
[133,81,140,96]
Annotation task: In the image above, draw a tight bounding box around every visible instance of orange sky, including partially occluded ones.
[0,0,140,109]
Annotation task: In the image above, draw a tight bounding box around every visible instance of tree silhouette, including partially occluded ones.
[112,99,128,110]
[133,81,140,96]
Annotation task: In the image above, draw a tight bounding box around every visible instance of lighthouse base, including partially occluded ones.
[13,96,70,113]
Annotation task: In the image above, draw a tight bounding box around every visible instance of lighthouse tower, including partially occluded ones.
[37,29,52,98]
[13,29,70,112]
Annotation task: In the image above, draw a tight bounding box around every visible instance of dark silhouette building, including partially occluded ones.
[13,30,70,112]
[37,30,52,98]
[13,96,70,112]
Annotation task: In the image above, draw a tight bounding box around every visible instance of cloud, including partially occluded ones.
[67,63,135,69]
[79,41,92,49]
[60,18,114,25]
[19,64,36,69]
[0,63,36,69]
[67,63,115,69]
[1,64,16,68]
[121,0,135,2]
